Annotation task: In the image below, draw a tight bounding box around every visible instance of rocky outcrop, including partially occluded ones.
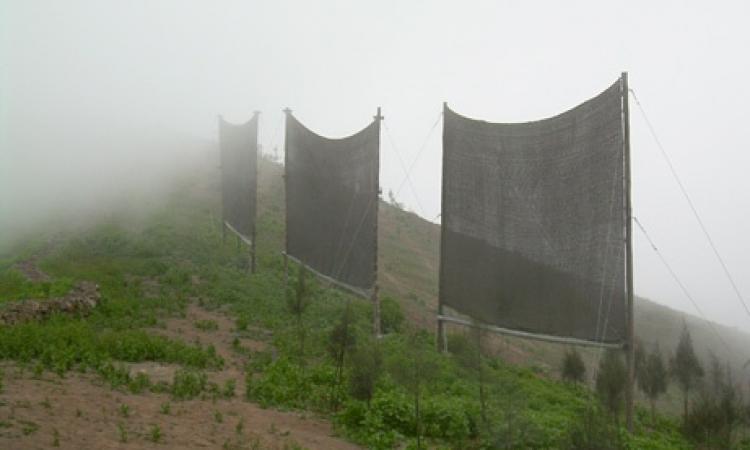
[0,282,100,325]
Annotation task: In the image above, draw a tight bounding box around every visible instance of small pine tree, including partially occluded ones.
[286,265,311,361]
[633,338,646,377]
[389,329,438,450]
[348,340,383,406]
[637,344,668,421]
[448,327,488,429]
[562,348,586,385]
[566,403,622,450]
[684,358,742,447]
[328,303,356,409]
[596,350,627,423]
[379,295,404,334]
[671,325,704,423]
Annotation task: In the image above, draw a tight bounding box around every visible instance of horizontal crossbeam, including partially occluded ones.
[224,221,254,248]
[282,252,372,300]
[437,314,625,349]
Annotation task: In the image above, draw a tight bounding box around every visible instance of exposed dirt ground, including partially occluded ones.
[0,294,360,449]
[0,367,359,449]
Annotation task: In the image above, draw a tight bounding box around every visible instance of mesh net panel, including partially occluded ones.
[441,78,627,344]
[285,114,379,294]
[219,115,258,241]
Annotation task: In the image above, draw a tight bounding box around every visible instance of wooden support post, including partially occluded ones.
[283,108,292,290]
[218,114,226,244]
[437,102,448,352]
[251,111,260,274]
[622,71,636,433]
[371,107,384,337]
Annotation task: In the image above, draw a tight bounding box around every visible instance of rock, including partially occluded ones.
[0,281,101,326]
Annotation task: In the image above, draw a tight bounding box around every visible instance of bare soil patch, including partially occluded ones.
[0,366,359,449]
[0,302,360,449]
[148,303,269,396]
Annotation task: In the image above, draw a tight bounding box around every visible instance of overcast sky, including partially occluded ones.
[2,0,749,332]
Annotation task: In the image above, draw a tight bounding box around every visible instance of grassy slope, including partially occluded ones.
[0,154,710,449]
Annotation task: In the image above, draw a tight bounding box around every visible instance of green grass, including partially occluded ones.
[0,318,222,376]
[171,369,208,400]
[0,158,700,449]
[0,270,74,303]
[194,319,219,331]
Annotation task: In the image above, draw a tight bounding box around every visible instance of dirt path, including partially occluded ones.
[13,257,51,283]
[0,304,361,450]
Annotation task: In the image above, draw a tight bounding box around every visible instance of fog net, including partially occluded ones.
[285,113,380,297]
[219,115,258,242]
[440,77,627,344]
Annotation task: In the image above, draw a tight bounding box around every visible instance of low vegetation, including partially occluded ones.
[1,159,748,449]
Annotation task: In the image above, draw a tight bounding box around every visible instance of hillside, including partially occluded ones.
[374,161,750,379]
[0,151,742,449]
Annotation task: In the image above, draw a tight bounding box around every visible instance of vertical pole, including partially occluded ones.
[283,108,292,290]
[372,107,383,337]
[251,111,260,274]
[218,114,227,244]
[622,72,636,433]
[437,102,448,352]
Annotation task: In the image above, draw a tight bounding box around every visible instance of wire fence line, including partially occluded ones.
[630,88,750,322]
[633,216,731,354]
[382,110,443,220]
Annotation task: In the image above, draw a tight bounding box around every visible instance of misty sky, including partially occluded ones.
[2,1,749,332]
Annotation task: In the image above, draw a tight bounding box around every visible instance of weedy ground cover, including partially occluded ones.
[0,162,698,449]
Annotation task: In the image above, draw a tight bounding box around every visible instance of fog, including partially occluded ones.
[2,1,749,332]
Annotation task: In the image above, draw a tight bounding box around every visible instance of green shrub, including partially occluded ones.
[565,404,623,450]
[0,318,222,374]
[596,350,626,419]
[98,363,131,389]
[348,342,383,405]
[246,358,335,411]
[235,315,249,331]
[149,424,162,443]
[0,270,74,302]
[379,296,404,334]
[128,372,151,394]
[561,348,586,385]
[421,396,478,443]
[222,379,236,398]
[194,319,219,332]
[162,266,190,288]
[171,369,207,400]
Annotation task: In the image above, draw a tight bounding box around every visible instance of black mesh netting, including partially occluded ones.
[219,115,258,241]
[285,113,380,295]
[441,78,627,343]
